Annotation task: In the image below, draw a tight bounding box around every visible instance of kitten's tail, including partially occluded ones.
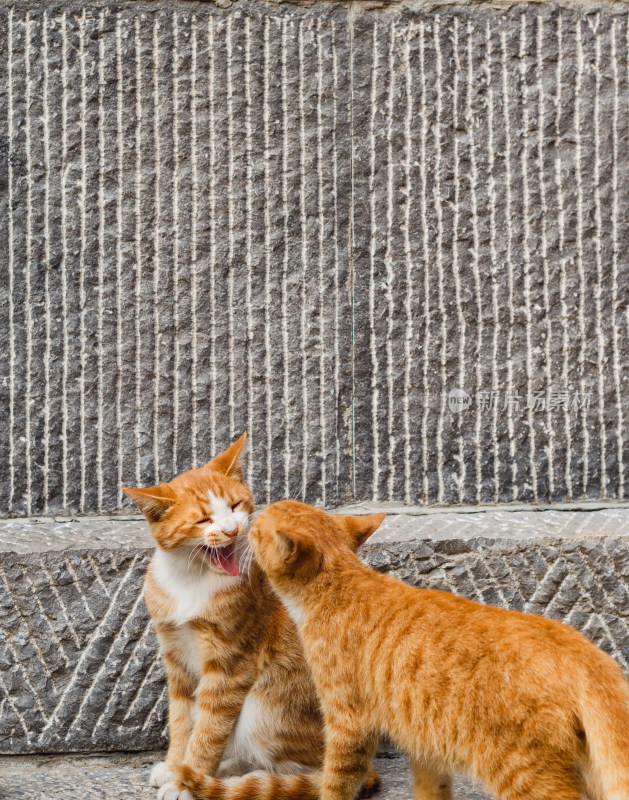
[579,656,629,800]
[178,767,321,800]
[178,765,381,800]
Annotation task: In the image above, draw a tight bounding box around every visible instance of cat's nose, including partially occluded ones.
[222,521,238,536]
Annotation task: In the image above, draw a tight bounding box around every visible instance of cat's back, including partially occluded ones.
[354,567,626,724]
[345,566,617,696]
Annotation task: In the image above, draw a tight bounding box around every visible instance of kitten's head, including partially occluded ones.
[123,433,253,577]
[249,500,385,587]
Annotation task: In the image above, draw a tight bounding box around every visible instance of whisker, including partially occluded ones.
[240,541,255,580]
[236,540,248,565]
[187,542,205,572]
[211,547,220,573]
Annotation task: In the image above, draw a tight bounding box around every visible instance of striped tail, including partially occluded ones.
[178,766,321,800]
[178,765,381,800]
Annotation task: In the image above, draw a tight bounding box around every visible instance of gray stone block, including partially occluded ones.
[362,521,629,674]
[350,5,629,506]
[1,508,628,754]
[0,0,353,516]
[0,520,162,754]
[2,2,629,515]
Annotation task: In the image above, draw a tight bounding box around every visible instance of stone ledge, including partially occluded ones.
[0,518,151,555]
[4,504,629,553]
[1,509,628,754]
[18,1,629,8]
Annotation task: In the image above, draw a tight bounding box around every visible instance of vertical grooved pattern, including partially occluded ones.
[351,7,629,505]
[1,4,352,515]
[1,5,627,514]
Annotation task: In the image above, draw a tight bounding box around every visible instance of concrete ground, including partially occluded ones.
[0,752,493,800]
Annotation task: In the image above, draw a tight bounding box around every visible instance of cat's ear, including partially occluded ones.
[271,527,320,576]
[207,432,247,481]
[122,484,177,523]
[337,512,386,550]
[275,529,300,564]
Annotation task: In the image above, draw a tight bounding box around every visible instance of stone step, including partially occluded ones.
[0,753,492,800]
[1,507,628,754]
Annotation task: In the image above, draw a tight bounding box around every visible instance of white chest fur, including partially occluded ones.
[282,596,306,629]
[173,624,204,679]
[152,547,241,626]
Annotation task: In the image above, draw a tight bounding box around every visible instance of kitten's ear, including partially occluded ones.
[273,527,320,576]
[207,432,247,481]
[337,512,386,550]
[275,529,300,564]
[122,484,177,523]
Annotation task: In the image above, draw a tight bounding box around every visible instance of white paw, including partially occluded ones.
[150,762,177,788]
[157,782,193,800]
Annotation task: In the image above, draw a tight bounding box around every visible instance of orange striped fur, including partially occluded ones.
[178,763,380,800]
[123,438,379,800]
[250,500,629,800]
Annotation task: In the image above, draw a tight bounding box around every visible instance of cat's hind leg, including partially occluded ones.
[320,718,379,800]
[410,760,452,800]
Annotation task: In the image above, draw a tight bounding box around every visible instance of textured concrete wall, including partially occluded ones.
[0,0,353,516]
[2,1,629,515]
[351,5,629,506]
[1,511,628,754]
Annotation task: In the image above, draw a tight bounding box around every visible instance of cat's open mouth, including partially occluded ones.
[200,541,240,577]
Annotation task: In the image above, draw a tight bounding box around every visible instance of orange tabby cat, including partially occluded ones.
[123,437,379,800]
[249,500,629,800]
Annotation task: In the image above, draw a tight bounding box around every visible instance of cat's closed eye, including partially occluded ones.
[232,501,243,511]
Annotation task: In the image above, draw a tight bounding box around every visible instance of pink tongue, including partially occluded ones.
[215,543,240,577]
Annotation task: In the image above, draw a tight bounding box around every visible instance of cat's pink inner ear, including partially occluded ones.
[338,512,386,550]
[206,432,247,480]
[122,484,177,523]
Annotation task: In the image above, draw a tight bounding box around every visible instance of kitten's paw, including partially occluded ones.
[150,762,177,788]
[157,782,194,800]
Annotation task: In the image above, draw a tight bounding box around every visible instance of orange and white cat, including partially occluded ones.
[250,500,629,800]
[123,436,379,800]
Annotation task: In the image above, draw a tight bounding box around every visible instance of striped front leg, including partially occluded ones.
[163,654,197,764]
[182,662,257,775]
[149,633,198,789]
[321,716,379,800]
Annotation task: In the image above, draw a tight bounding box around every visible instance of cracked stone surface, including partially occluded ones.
[3,2,629,516]
[1,509,628,754]
[0,753,493,800]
